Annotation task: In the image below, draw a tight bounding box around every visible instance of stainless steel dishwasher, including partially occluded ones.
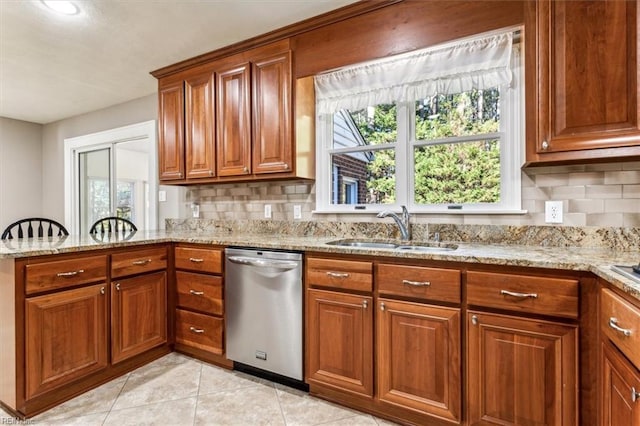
[225,248,303,381]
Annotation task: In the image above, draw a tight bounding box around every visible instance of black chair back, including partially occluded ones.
[89,217,137,237]
[1,218,69,240]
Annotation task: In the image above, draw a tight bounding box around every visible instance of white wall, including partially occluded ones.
[41,94,186,230]
[0,118,43,229]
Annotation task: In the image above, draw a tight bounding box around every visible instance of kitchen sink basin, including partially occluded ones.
[325,239,458,252]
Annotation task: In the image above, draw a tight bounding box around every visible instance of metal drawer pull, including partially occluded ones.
[56,269,84,277]
[189,290,205,296]
[326,271,349,278]
[609,317,632,337]
[500,290,538,299]
[403,279,431,287]
[189,258,204,263]
[132,259,152,265]
[633,387,640,403]
[189,327,205,334]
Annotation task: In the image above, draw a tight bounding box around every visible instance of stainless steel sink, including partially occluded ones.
[325,240,399,249]
[325,239,457,252]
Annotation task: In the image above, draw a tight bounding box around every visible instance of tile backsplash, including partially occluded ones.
[185,161,640,227]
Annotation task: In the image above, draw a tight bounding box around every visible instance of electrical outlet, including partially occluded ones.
[158,190,167,202]
[545,200,563,224]
[264,204,272,219]
[293,205,302,220]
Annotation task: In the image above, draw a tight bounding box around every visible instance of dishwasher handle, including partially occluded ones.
[227,256,300,271]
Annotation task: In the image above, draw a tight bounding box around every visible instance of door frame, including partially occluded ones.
[64,120,157,235]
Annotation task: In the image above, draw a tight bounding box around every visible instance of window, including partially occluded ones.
[315,30,523,214]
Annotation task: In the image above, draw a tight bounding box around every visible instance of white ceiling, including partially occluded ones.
[0,0,359,125]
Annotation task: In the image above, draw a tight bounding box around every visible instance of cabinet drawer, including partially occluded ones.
[175,247,222,274]
[306,257,373,292]
[25,255,107,294]
[466,271,579,318]
[111,246,167,278]
[601,288,640,370]
[176,271,223,315]
[377,264,460,303]
[175,309,223,355]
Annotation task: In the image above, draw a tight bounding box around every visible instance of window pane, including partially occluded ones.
[78,148,111,233]
[415,89,499,140]
[333,104,397,149]
[414,140,500,204]
[331,149,395,205]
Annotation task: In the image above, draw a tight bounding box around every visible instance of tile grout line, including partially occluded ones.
[101,372,131,426]
[193,361,203,426]
[273,384,288,426]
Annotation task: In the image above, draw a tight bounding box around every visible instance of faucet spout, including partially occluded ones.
[377,205,411,240]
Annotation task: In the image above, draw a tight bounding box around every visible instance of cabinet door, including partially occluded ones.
[602,341,640,426]
[185,70,216,179]
[252,51,292,174]
[532,0,639,159]
[158,79,185,181]
[25,284,108,399]
[111,271,167,364]
[377,299,461,422]
[306,288,373,397]
[216,63,252,176]
[467,311,578,425]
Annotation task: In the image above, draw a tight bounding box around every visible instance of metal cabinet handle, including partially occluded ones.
[189,327,205,334]
[471,315,478,325]
[380,302,385,311]
[541,140,549,150]
[100,287,105,295]
[132,259,151,266]
[632,387,640,403]
[189,258,204,263]
[500,289,538,299]
[57,269,84,277]
[609,317,632,337]
[362,300,368,309]
[283,163,289,169]
[326,271,349,278]
[243,166,248,173]
[189,289,205,296]
[209,170,213,176]
[403,279,431,287]
[115,283,121,291]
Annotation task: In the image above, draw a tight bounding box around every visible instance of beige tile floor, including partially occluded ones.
[0,353,399,426]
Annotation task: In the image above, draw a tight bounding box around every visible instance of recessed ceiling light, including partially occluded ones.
[41,0,79,15]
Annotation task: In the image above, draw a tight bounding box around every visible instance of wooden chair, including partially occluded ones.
[1,218,69,240]
[89,216,137,238]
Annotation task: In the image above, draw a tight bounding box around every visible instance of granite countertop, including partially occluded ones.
[1,229,639,301]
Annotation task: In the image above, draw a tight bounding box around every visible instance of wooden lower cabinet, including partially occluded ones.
[601,340,640,426]
[306,288,373,397]
[111,271,167,364]
[376,298,461,423]
[25,284,108,400]
[467,311,578,425]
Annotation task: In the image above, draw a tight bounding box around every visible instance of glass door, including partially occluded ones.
[78,147,111,234]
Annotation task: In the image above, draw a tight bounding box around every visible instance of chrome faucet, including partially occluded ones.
[377,205,411,240]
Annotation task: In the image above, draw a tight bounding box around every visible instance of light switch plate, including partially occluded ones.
[293,205,302,219]
[158,190,167,202]
[264,204,272,219]
[545,200,563,223]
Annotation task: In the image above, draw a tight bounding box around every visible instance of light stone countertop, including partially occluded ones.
[1,229,639,301]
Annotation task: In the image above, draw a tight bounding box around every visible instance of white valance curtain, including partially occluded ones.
[314,31,514,114]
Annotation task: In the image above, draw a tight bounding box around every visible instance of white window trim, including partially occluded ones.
[63,120,157,234]
[314,39,525,215]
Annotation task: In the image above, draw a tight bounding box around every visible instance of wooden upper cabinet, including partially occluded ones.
[158,79,185,181]
[216,63,252,177]
[467,311,578,425]
[252,51,292,174]
[528,0,640,164]
[185,70,216,179]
